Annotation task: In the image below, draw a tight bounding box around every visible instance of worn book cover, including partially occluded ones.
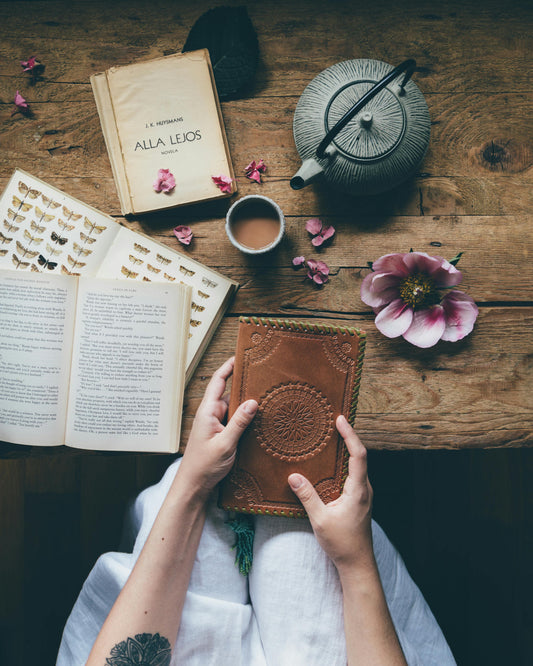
[219,317,366,517]
[91,49,237,215]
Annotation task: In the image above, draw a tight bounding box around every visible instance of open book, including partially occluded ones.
[0,169,238,383]
[0,270,191,452]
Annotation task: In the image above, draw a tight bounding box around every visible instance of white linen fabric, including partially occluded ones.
[57,459,456,666]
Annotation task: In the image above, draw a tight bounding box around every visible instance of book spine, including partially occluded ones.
[90,72,132,215]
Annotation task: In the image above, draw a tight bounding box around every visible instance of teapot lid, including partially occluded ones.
[326,81,405,161]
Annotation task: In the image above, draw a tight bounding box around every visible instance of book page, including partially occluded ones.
[0,169,120,277]
[105,50,234,213]
[0,270,77,446]
[96,226,234,372]
[65,278,191,452]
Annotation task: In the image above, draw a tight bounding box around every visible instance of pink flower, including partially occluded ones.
[292,255,305,266]
[11,90,30,116]
[153,168,176,193]
[212,174,233,194]
[305,218,335,247]
[244,159,266,183]
[307,259,330,285]
[173,225,193,245]
[21,56,41,73]
[361,251,478,348]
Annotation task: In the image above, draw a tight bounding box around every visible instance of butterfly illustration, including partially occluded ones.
[191,302,205,313]
[83,218,106,234]
[24,229,44,244]
[79,232,96,244]
[197,290,210,299]
[4,219,19,233]
[7,208,25,223]
[67,254,86,268]
[142,276,151,282]
[62,206,82,221]
[73,242,92,256]
[46,243,62,256]
[179,265,195,276]
[16,241,39,258]
[30,264,40,272]
[190,319,201,327]
[18,182,40,198]
[147,264,161,273]
[12,196,32,212]
[35,206,55,223]
[163,273,176,281]
[156,253,171,265]
[51,231,68,245]
[31,220,46,233]
[129,254,143,265]
[38,255,58,270]
[0,248,7,257]
[41,195,61,209]
[58,219,75,231]
[134,243,150,255]
[202,277,218,288]
[12,254,30,269]
[61,265,81,276]
[0,232,13,244]
[121,266,138,279]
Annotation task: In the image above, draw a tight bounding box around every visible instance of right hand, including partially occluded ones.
[288,415,374,573]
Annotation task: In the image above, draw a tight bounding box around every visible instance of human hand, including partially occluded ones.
[288,415,374,575]
[177,357,258,500]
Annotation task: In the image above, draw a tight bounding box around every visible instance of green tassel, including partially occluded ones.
[228,513,255,576]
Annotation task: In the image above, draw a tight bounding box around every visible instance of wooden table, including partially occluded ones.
[0,1,531,664]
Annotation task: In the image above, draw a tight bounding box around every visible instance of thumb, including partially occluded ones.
[223,399,258,443]
[288,473,324,519]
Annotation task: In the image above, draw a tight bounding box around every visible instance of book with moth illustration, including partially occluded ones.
[90,49,237,215]
[219,317,366,518]
[0,169,238,383]
[0,270,191,453]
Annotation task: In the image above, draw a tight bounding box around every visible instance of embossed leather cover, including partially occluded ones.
[219,317,366,518]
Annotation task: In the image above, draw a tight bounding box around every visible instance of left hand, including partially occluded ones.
[177,357,258,499]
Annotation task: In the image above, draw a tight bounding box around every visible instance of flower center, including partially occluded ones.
[399,273,438,309]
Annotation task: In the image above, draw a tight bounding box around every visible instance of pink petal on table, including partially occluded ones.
[372,252,411,277]
[306,258,318,272]
[248,169,262,183]
[320,225,335,241]
[305,218,323,235]
[311,235,325,247]
[402,305,446,348]
[374,298,414,338]
[313,272,328,284]
[292,256,305,266]
[14,91,28,109]
[360,271,401,308]
[256,159,266,172]
[212,174,233,194]
[315,260,330,275]
[440,290,478,342]
[173,225,193,245]
[21,56,40,72]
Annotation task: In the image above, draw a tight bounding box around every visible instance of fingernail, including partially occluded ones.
[244,399,258,415]
[288,473,303,490]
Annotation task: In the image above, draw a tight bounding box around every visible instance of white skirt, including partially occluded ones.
[57,459,456,666]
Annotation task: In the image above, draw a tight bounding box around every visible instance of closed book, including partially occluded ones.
[219,317,366,517]
[90,49,236,215]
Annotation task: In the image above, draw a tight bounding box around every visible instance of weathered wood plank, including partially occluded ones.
[0,0,531,94]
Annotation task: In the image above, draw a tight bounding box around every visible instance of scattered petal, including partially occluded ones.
[403,305,446,348]
[244,159,266,183]
[212,174,234,194]
[153,168,176,193]
[21,56,41,73]
[12,90,30,116]
[306,217,335,246]
[305,218,323,235]
[440,290,478,342]
[292,256,305,266]
[320,225,335,241]
[306,258,329,285]
[173,225,193,246]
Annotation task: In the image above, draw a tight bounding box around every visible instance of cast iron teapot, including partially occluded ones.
[290,59,430,196]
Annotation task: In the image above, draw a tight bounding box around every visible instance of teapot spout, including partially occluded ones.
[290,158,324,190]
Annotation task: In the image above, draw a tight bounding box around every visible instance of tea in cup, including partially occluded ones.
[225,195,285,255]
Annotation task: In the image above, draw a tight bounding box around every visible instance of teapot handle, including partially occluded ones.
[315,59,416,159]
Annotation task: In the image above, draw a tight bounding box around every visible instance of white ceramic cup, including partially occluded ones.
[225,194,285,255]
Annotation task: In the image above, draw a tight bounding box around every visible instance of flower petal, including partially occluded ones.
[256,159,266,172]
[212,175,233,194]
[401,252,461,288]
[14,91,28,109]
[244,160,256,172]
[173,225,193,245]
[311,235,324,247]
[428,257,463,288]
[315,260,329,275]
[320,225,335,241]
[292,256,305,266]
[360,271,401,308]
[372,253,411,277]
[402,305,446,348]
[440,290,478,342]
[313,272,328,284]
[306,258,318,272]
[374,298,414,338]
[248,169,261,183]
[305,218,323,235]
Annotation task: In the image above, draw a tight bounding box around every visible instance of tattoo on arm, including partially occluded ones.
[105,633,171,665]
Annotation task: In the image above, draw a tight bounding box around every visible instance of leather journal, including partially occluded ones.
[219,317,366,518]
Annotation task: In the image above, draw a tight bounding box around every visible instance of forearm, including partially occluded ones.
[86,466,208,665]
[338,558,408,666]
